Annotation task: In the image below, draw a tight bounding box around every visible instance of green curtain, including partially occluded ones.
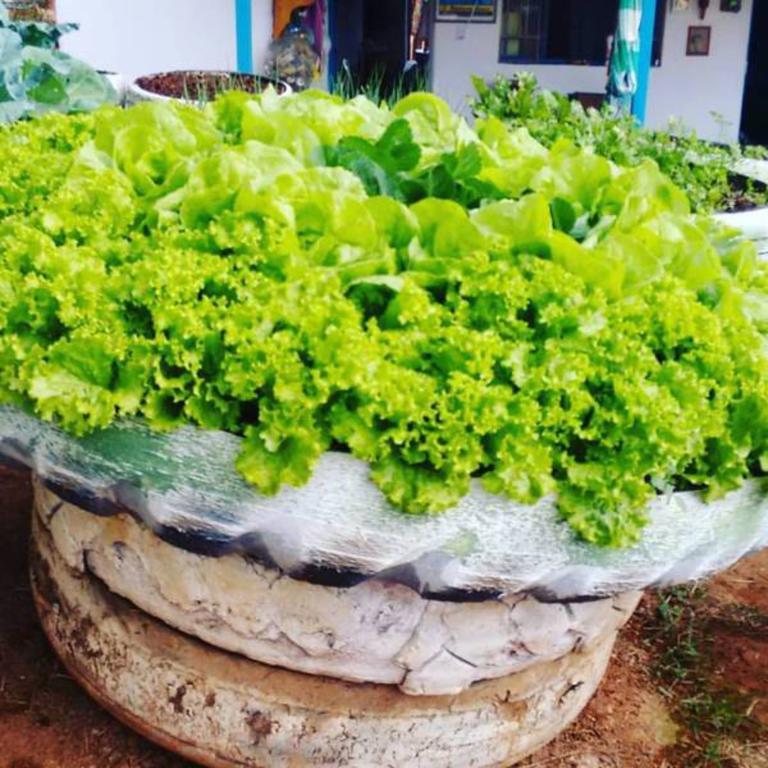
[607,0,641,113]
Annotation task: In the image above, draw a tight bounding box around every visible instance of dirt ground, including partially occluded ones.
[0,465,766,768]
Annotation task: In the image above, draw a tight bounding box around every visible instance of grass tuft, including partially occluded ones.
[646,585,766,767]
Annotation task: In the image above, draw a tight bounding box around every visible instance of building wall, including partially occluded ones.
[646,0,753,142]
[432,0,754,142]
[432,20,608,113]
[56,0,274,79]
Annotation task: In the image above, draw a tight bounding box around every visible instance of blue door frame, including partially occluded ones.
[632,0,657,124]
[235,0,254,73]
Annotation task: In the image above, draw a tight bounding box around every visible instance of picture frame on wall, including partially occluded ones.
[669,0,691,11]
[720,0,742,11]
[435,0,497,23]
[686,25,711,56]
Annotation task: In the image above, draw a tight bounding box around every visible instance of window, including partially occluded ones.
[499,0,666,66]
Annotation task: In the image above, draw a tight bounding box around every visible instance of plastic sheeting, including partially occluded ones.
[1,405,766,599]
[714,208,768,259]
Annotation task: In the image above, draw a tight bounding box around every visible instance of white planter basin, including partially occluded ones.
[732,158,768,187]
[125,70,291,106]
[98,72,128,104]
[714,206,768,260]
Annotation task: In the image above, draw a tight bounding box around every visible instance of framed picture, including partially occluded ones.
[435,0,497,23]
[720,0,742,11]
[670,0,691,11]
[686,25,711,56]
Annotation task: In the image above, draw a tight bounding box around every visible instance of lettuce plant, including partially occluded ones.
[0,90,765,547]
[472,73,768,214]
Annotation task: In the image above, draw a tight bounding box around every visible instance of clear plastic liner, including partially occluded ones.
[2,405,766,599]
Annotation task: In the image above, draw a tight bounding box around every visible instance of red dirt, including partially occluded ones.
[0,464,766,768]
[710,633,768,727]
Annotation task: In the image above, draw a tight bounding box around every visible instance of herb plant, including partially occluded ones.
[331,61,430,107]
[0,90,765,547]
[472,73,768,214]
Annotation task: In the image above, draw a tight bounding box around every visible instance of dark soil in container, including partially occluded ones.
[723,171,768,212]
[135,71,288,101]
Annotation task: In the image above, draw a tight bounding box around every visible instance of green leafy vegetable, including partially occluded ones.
[0,0,115,123]
[0,88,765,548]
[326,117,421,199]
[472,72,768,214]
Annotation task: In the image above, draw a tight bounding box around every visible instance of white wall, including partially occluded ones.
[432,1,754,142]
[432,21,608,115]
[251,0,274,71]
[647,0,753,142]
[56,0,274,79]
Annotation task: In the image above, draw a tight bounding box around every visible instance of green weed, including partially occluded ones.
[331,61,429,107]
[647,585,766,767]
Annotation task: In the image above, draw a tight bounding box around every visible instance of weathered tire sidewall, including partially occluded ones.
[31,506,622,768]
[34,477,641,696]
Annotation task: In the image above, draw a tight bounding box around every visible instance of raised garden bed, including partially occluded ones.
[1,87,766,767]
[4,404,767,766]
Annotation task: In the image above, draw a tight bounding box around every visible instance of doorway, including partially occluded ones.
[329,0,430,98]
[740,0,768,145]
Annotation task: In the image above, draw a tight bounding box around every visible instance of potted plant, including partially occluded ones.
[1,88,766,767]
[4,0,55,23]
[127,70,291,106]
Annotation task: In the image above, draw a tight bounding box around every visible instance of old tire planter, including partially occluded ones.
[4,405,763,767]
[31,478,641,767]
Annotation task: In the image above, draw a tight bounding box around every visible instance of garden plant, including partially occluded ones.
[0,0,115,122]
[0,88,765,551]
[472,72,768,214]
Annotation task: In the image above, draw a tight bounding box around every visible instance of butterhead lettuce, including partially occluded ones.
[0,91,765,547]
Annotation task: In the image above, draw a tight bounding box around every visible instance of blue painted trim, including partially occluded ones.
[633,0,658,124]
[235,0,254,74]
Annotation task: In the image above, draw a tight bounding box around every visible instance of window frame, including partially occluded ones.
[497,0,667,68]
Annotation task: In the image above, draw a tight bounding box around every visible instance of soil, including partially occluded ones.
[723,172,768,213]
[134,71,288,101]
[0,464,766,768]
